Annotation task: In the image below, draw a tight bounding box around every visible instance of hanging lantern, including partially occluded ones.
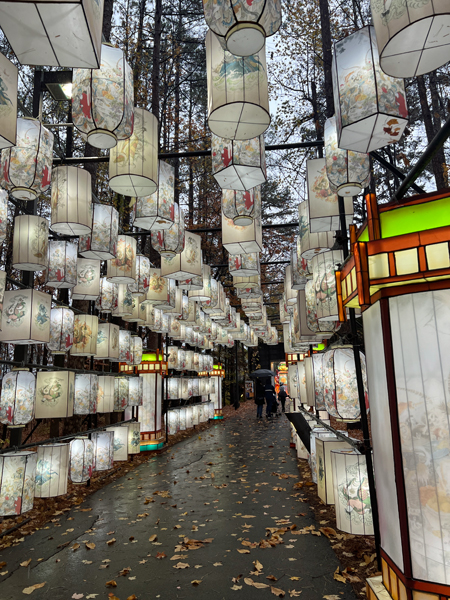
[284,264,298,308]
[128,377,143,407]
[298,200,335,260]
[0,118,53,201]
[167,378,180,400]
[95,278,118,314]
[229,252,260,277]
[51,166,92,235]
[112,284,133,317]
[331,450,373,535]
[188,265,212,303]
[312,354,326,411]
[45,241,78,289]
[332,26,408,153]
[324,117,370,197]
[153,311,170,334]
[291,240,309,290]
[79,204,119,260]
[234,275,260,290]
[0,451,37,516]
[144,267,168,305]
[74,374,98,415]
[122,296,145,324]
[161,231,203,281]
[299,282,339,339]
[69,437,94,484]
[0,190,7,245]
[152,204,185,258]
[95,323,120,361]
[128,255,151,297]
[0,370,35,427]
[0,289,51,344]
[164,288,183,319]
[132,160,174,230]
[106,426,128,461]
[127,422,141,455]
[206,31,270,139]
[106,234,137,284]
[222,186,261,227]
[119,330,132,363]
[114,377,129,411]
[315,433,354,503]
[92,431,114,471]
[307,159,353,233]
[70,314,98,356]
[222,213,263,254]
[35,443,69,498]
[72,258,101,301]
[186,405,193,428]
[154,278,176,311]
[179,407,186,431]
[131,336,143,366]
[168,409,179,435]
[97,376,115,413]
[191,377,200,395]
[311,250,343,321]
[323,347,367,421]
[48,308,74,355]
[141,304,162,330]
[181,378,193,399]
[109,108,158,196]
[201,279,219,315]
[72,44,133,148]
[178,273,203,291]
[12,215,48,271]
[0,53,17,149]
[139,373,163,447]
[192,404,200,425]
[35,371,74,419]
[212,133,266,190]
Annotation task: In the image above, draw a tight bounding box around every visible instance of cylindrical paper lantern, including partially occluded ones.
[152,204,185,258]
[48,308,74,354]
[95,278,118,313]
[168,409,179,435]
[131,336,143,366]
[35,443,69,498]
[92,431,114,471]
[72,44,133,149]
[229,252,260,277]
[128,377,143,407]
[69,437,94,484]
[205,30,270,140]
[95,322,120,361]
[311,250,344,321]
[112,284,133,317]
[12,215,48,271]
[222,186,261,226]
[189,264,212,303]
[109,108,158,196]
[128,255,151,297]
[0,370,35,427]
[45,241,78,288]
[300,281,339,337]
[298,200,335,260]
[70,314,98,356]
[51,166,92,235]
[323,347,367,421]
[212,133,266,190]
[74,374,98,415]
[132,160,174,230]
[35,371,74,419]
[97,376,115,413]
[71,258,101,301]
[0,117,53,200]
[79,204,119,260]
[119,329,132,362]
[106,235,137,284]
[127,422,141,454]
[0,451,37,516]
[114,377,129,411]
[167,378,180,400]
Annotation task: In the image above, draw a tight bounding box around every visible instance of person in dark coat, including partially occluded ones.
[278,384,288,413]
[265,380,276,419]
[255,379,265,419]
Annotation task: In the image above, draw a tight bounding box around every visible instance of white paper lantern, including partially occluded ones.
[161,231,203,281]
[0,451,37,516]
[122,296,145,324]
[291,240,309,291]
[0,53,17,149]
[323,347,367,421]
[222,186,261,226]
[179,407,186,431]
[35,443,69,498]
[229,252,260,277]
[74,374,98,415]
[79,204,119,260]
[127,422,141,454]
[69,437,94,484]
[178,274,203,291]
[188,264,212,303]
[106,235,137,284]
[48,308,74,355]
[45,241,78,289]
[168,409,179,435]
[191,377,200,395]
[119,329,132,363]
[91,431,114,471]
[298,282,339,338]
[112,284,133,317]
[97,376,115,413]
[186,405,193,428]
[128,377,143,407]
[35,371,74,419]
[131,336,143,366]
[106,426,128,461]
[0,289,51,344]
[95,278,118,313]
[139,373,163,444]
[167,378,180,400]
[0,190,7,244]
[212,133,266,190]
[12,215,48,271]
[152,204,185,258]
[192,404,199,425]
[51,166,92,235]
[0,370,35,427]
[128,255,151,297]
[222,212,263,254]
[95,322,120,361]
[298,200,335,260]
[70,314,98,356]
[72,258,101,301]
[144,267,169,305]
[132,160,174,230]
[114,377,129,411]
[311,250,344,322]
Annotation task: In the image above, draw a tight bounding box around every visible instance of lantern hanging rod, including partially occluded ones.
[187,222,299,234]
[0,418,137,455]
[371,151,425,195]
[297,409,366,451]
[0,358,126,377]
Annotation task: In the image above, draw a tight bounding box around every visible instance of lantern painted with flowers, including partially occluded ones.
[35,371,74,418]
[95,323,120,361]
[119,329,132,362]
[189,265,212,303]
[291,239,309,290]
[97,376,115,413]
[95,278,118,313]
[144,267,168,305]
[212,133,266,190]
[51,166,92,235]
[0,451,37,516]
[298,200,335,260]
[12,215,48,271]
[132,160,174,230]
[161,231,202,281]
[48,307,74,354]
[152,204,185,258]
[0,370,35,427]
[45,241,78,289]
[114,377,129,411]
[323,347,367,421]
[128,255,151,297]
[79,203,119,260]
[128,377,143,407]
[229,252,260,277]
[69,437,94,484]
[222,186,261,226]
[0,53,17,150]
[311,250,344,322]
[131,336,143,366]
[106,235,137,284]
[112,284,133,317]
[0,289,51,344]
[222,212,263,254]
[92,431,114,471]
[74,374,98,415]
[127,422,141,454]
[72,258,101,301]
[106,426,128,461]
[70,314,98,356]
[35,443,70,498]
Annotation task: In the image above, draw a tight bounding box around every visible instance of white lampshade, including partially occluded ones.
[92,431,114,471]
[139,373,163,442]
[0,191,7,244]
[323,347,367,421]
[106,426,128,461]
[167,378,180,400]
[0,53,17,149]
[234,275,260,290]
[0,451,37,516]
[212,133,266,190]
[97,376,115,413]
[222,186,261,227]
[0,118,53,201]
[206,30,270,139]
[79,204,119,260]
[127,422,141,455]
[186,405,193,428]
[189,264,212,303]
[109,108,158,196]
[153,311,169,334]
[131,336,143,366]
[298,282,339,338]
[310,428,335,483]
[112,284,133,317]
[298,200,335,260]
[185,350,195,370]
[45,241,78,289]
[74,374,98,415]
[168,409,179,435]
[12,215,49,271]
[222,212,263,254]
[178,274,203,291]
[192,377,200,395]
[48,308,74,354]
[114,377,129,411]
[144,267,169,305]
[128,255,151,297]
[0,289,51,344]
[95,278,118,313]
[229,252,260,277]
[0,370,35,427]
[132,159,174,230]
[69,437,94,484]
[51,166,92,235]
[95,322,120,361]
[315,434,353,504]
[332,26,408,153]
[161,231,203,281]
[128,377,143,407]
[70,314,98,356]
[72,258,101,300]
[192,404,199,425]
[141,303,162,330]
[179,407,186,431]
[72,44,133,148]
[311,250,344,322]
[284,265,298,307]
[106,234,137,284]
[312,354,326,411]
[168,345,178,369]
[122,296,145,324]
[291,240,309,291]
[180,378,193,399]
[35,371,74,418]
[152,204,185,258]
[35,443,69,498]
[119,329,132,362]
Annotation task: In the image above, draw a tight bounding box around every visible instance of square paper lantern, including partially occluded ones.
[128,255,151,297]
[109,108,158,197]
[307,159,353,233]
[92,431,114,471]
[205,30,270,140]
[229,252,260,277]
[145,267,169,305]
[106,235,137,284]
[48,307,74,354]
[45,241,78,289]
[165,346,178,369]
[168,409,179,435]
[0,451,37,516]
[179,407,186,431]
[69,437,94,484]
[95,323,120,361]
[298,282,339,339]
[315,434,353,504]
[132,160,174,230]
[95,278,118,314]
[161,231,203,280]
[114,377,129,411]
[298,200,335,260]
[0,370,36,427]
[72,258,101,300]
[51,166,92,235]
[311,250,344,322]
[310,428,335,483]
[222,213,263,254]
[0,289,51,344]
[97,376,115,413]
[127,422,141,454]
[212,133,266,190]
[189,265,212,303]
[0,0,103,67]
[35,371,74,419]
[70,314,98,356]
[74,374,98,415]
[191,377,200,396]
[331,450,373,535]
[291,240,309,290]
[106,425,128,461]
[0,53,17,149]
[35,443,70,498]
[185,350,195,370]
[12,215,49,271]
[79,204,119,260]
[128,377,143,407]
[112,284,133,317]
[332,26,408,153]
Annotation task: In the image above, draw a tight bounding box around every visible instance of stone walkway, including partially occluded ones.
[0,409,357,600]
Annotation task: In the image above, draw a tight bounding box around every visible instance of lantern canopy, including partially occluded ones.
[0,451,37,516]
[35,443,69,498]
[97,376,115,413]
[0,52,17,149]
[0,370,35,427]
[229,252,260,277]
[0,289,51,344]
[311,250,344,322]
[128,255,151,297]
[189,264,212,302]
[74,374,98,415]
[0,118,53,201]
[114,377,129,411]
[222,213,263,254]
[95,278,118,314]
[152,204,185,258]
[48,308,74,354]
[332,26,408,153]
[212,133,266,190]
[323,347,367,421]
[69,437,94,484]
[92,431,114,471]
[72,43,133,148]
[161,231,203,281]
[95,322,120,361]
[51,166,92,235]
[324,117,370,197]
[72,258,101,300]
[45,241,78,289]
[127,422,141,455]
[12,215,48,271]
[298,200,335,260]
[109,108,158,196]
[132,160,174,230]
[35,371,75,419]
[70,314,98,356]
[222,186,261,226]
[206,30,270,140]
[106,235,137,284]
[79,204,119,260]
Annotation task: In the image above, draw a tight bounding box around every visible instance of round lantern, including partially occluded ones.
[331,450,373,535]
[114,377,129,411]
[95,322,120,361]
[151,204,185,258]
[205,30,270,140]
[51,166,92,235]
[79,204,119,260]
[298,201,335,260]
[222,186,261,226]
[131,336,143,366]
[35,371,75,419]
[97,376,115,413]
[323,347,367,421]
[69,437,94,484]
[127,422,141,455]
[324,117,370,197]
[128,255,151,297]
[332,26,408,153]
[92,431,114,471]
[311,250,344,321]
[112,284,133,317]
[128,377,143,407]
[72,44,134,149]
[45,241,78,289]
[95,278,118,313]
[109,108,158,196]
[119,329,132,362]
[0,189,7,244]
[229,252,260,277]
[132,160,174,230]
[74,374,98,415]
[0,451,37,516]
[0,117,53,201]
[70,314,98,356]
[212,133,266,190]
[35,443,70,498]
[0,370,35,427]
[48,307,74,354]
[106,234,137,284]
[12,215,48,271]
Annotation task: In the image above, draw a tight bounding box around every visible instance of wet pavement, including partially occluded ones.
[0,409,357,600]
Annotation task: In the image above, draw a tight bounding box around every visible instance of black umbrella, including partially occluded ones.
[250,369,276,378]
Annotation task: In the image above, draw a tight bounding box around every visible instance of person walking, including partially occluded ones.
[255,378,265,419]
[278,384,288,413]
[265,379,276,419]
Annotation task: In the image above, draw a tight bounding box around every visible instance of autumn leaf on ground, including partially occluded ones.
[333,567,347,584]
[191,580,202,585]
[0,562,6,569]
[118,567,131,577]
[289,591,302,597]
[86,595,99,599]
[20,559,32,567]
[127,596,137,600]
[323,596,341,600]
[155,552,166,559]
[173,562,190,569]
[253,560,263,572]
[149,534,158,542]
[85,542,96,550]
[290,577,300,581]
[213,562,222,566]
[105,580,117,588]
[231,585,242,591]
[267,575,278,581]
[106,538,116,546]
[72,543,81,551]
[170,554,188,560]
[237,549,250,554]
[22,582,46,595]
[271,586,286,597]
[72,594,84,599]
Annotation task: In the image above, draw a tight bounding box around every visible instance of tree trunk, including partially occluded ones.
[102,0,114,42]
[151,0,162,120]
[318,0,334,119]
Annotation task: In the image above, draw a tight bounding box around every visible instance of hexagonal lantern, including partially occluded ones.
[212,133,266,190]
[132,160,174,231]
[152,204,185,258]
[79,204,119,260]
[45,241,78,289]
[222,186,261,226]
[106,235,137,284]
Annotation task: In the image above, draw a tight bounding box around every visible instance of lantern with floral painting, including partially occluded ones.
[0,54,17,150]
[12,215,48,271]
[97,376,115,413]
[311,250,344,322]
[298,281,339,339]
[0,370,35,427]
[50,166,92,235]
[35,371,74,419]
[222,186,261,226]
[92,431,114,471]
[128,255,151,297]
[323,347,367,421]
[114,377,129,411]
[122,296,144,324]
[0,289,51,344]
[70,314,98,356]
[222,212,263,254]
[298,200,335,260]
[161,231,203,281]
[69,437,94,484]
[47,308,74,355]
[131,336,143,366]
[118,329,132,363]
[152,204,185,258]
[132,160,174,230]
[0,451,37,516]
[106,425,128,461]
[188,264,212,303]
[95,278,118,314]
[229,252,260,277]
[127,422,141,455]
[79,204,119,260]
[106,234,136,284]
[144,267,168,305]
[72,258,101,301]
[212,133,266,190]
[128,377,143,407]
[45,241,78,289]
[74,374,98,415]
[112,284,133,318]
[95,323,120,361]
[34,443,70,498]
[291,239,309,290]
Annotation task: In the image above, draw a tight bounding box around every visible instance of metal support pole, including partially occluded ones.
[234,341,239,407]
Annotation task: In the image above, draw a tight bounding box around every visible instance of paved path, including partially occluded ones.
[0,410,357,600]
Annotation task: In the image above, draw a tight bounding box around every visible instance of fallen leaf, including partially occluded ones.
[290,577,300,581]
[237,549,250,554]
[156,552,166,559]
[173,562,190,569]
[72,543,81,551]
[289,591,302,597]
[106,538,116,546]
[20,559,32,567]
[253,560,263,572]
[149,534,158,542]
[213,562,223,567]
[86,595,99,599]
[323,596,341,600]
[127,596,137,600]
[22,582,46,595]
[271,586,286,597]
[194,565,203,569]
[105,580,117,588]
[191,580,202,586]
[85,543,96,550]
[333,567,347,584]
[72,594,84,599]
[170,554,188,561]
[267,576,278,581]
[82,560,93,565]
[80,508,92,512]
[118,567,131,577]
[0,562,6,569]
[231,585,242,591]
